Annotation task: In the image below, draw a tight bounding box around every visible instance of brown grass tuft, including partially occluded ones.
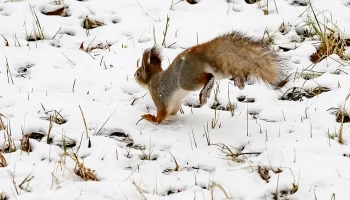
[310,33,349,63]
[258,166,270,182]
[21,134,31,153]
[299,4,349,63]
[68,152,99,181]
[336,107,350,124]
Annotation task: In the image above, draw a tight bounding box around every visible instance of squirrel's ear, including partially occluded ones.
[142,46,162,68]
[149,46,161,65]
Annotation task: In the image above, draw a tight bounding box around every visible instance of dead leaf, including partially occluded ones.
[43,7,65,16]
[186,0,197,4]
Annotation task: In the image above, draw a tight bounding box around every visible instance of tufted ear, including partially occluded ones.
[140,46,163,82]
[142,46,162,69]
[149,46,162,65]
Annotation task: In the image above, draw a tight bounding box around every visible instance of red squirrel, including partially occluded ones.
[134,32,289,124]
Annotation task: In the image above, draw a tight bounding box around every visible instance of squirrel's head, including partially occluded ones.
[134,46,163,90]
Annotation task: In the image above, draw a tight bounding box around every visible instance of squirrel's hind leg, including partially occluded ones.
[199,76,215,107]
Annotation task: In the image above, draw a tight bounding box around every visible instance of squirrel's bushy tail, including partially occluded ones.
[203,32,290,89]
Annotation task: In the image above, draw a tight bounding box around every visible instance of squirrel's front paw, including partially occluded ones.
[141,114,159,124]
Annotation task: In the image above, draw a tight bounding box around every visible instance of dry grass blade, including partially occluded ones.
[47,116,53,144]
[78,105,89,139]
[5,54,14,85]
[28,1,44,40]
[132,179,147,200]
[94,107,118,136]
[0,114,5,130]
[3,120,16,153]
[8,170,19,195]
[169,152,179,171]
[1,34,9,46]
[161,15,170,46]
[336,93,350,144]
[0,153,7,167]
[19,171,34,192]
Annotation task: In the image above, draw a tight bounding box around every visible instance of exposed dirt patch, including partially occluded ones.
[280,86,330,101]
[16,63,34,77]
[291,1,308,6]
[108,130,145,150]
[28,132,45,141]
[237,96,255,103]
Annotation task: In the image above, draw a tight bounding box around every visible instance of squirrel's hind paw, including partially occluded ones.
[199,76,215,107]
[139,114,159,125]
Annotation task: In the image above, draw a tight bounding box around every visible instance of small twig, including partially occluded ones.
[72,79,76,93]
[62,52,76,67]
[161,15,170,46]
[51,26,62,39]
[131,93,148,106]
[191,126,197,148]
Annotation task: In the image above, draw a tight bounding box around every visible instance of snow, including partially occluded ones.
[1,0,350,199]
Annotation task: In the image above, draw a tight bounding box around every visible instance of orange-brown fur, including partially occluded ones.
[134,32,289,124]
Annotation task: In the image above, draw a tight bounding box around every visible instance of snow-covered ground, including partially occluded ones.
[1,0,350,199]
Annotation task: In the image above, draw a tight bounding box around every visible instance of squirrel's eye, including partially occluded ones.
[136,72,140,77]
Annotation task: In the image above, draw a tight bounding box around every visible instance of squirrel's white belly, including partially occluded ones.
[168,89,190,115]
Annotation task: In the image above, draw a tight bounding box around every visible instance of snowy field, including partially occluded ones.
[1,0,350,199]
